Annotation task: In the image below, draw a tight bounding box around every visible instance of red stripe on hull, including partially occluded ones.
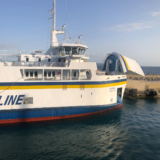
[0,104,122,124]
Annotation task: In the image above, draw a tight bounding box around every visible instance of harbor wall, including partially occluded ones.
[125,74,160,98]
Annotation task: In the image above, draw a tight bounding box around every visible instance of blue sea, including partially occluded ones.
[97,63,160,75]
[0,66,160,160]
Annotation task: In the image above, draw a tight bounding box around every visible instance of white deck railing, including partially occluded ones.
[9,62,68,67]
[59,39,85,45]
[24,75,91,81]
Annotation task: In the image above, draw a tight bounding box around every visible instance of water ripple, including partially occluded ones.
[0,99,160,159]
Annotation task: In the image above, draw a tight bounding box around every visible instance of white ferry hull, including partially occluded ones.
[0,79,126,124]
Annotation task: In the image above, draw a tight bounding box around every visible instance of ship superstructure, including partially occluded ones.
[0,0,129,124]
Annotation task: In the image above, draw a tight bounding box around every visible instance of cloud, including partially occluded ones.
[0,44,18,49]
[151,12,160,16]
[105,22,154,32]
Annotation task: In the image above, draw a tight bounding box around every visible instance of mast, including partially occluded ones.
[53,0,56,31]
[50,0,64,47]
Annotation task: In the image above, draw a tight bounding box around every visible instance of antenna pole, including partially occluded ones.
[53,0,56,31]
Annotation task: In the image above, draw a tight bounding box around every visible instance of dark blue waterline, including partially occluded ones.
[0,101,121,120]
[0,79,127,86]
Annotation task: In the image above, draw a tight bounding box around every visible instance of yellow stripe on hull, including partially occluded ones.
[0,81,127,90]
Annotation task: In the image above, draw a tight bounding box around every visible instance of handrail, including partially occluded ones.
[24,75,91,81]
[10,62,68,67]
[59,39,85,45]
[0,50,46,55]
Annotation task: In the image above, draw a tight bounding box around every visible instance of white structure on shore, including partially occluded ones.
[103,52,145,76]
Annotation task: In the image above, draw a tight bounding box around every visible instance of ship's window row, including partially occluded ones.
[58,47,86,56]
[24,69,92,81]
[25,71,38,77]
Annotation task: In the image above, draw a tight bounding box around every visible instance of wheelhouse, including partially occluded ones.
[57,46,87,56]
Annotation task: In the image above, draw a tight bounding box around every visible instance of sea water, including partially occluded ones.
[0,67,160,160]
[97,63,160,75]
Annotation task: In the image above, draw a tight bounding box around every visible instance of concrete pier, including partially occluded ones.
[125,74,160,98]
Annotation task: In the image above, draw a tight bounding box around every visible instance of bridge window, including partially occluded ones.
[48,58,51,62]
[72,48,78,55]
[58,47,86,56]
[65,47,71,55]
[58,47,65,56]
[26,57,29,62]
[78,48,85,55]
[39,58,41,62]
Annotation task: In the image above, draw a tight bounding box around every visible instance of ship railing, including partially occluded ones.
[44,77,61,81]
[50,62,68,67]
[10,62,68,67]
[59,39,85,45]
[62,76,79,80]
[24,75,91,81]
[24,76,61,81]
[24,76,78,81]
[25,78,43,81]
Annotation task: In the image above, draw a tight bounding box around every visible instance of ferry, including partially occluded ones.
[0,0,144,124]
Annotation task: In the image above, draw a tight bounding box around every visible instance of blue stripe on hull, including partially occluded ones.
[0,79,127,86]
[0,102,122,121]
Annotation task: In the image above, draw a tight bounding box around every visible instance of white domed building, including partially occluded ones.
[103,52,145,76]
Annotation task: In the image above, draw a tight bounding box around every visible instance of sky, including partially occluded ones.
[1,0,160,66]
